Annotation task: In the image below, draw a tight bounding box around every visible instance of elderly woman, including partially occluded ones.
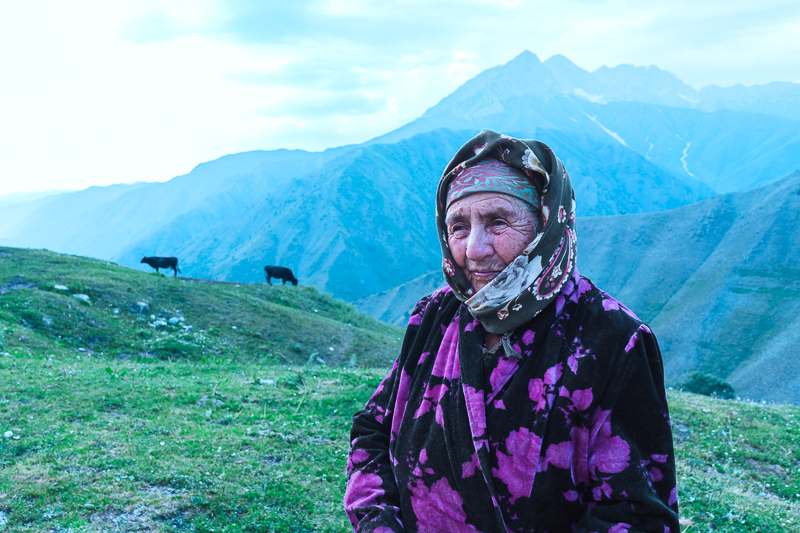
[344,130,679,533]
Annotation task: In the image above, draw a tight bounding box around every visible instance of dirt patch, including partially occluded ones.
[744,457,789,478]
[0,281,36,297]
[146,485,183,497]
[672,420,692,442]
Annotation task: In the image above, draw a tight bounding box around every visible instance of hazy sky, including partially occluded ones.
[1,0,798,196]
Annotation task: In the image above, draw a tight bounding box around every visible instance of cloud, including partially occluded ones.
[1,0,799,195]
[255,91,388,119]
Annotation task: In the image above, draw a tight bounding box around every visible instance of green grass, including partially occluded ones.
[0,247,402,368]
[1,247,799,531]
[0,352,386,531]
[670,392,800,531]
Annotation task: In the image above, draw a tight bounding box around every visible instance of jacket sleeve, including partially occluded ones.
[344,360,406,532]
[578,324,680,533]
[344,295,434,532]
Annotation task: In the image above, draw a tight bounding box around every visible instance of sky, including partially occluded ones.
[1,0,799,197]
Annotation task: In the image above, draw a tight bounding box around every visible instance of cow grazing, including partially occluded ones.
[264,265,298,286]
[141,256,182,277]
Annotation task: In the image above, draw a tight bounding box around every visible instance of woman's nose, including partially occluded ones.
[465,228,493,262]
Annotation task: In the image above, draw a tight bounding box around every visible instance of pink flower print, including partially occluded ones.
[558,206,567,223]
[473,142,487,154]
[389,368,413,438]
[493,426,543,502]
[409,478,481,533]
[625,331,638,352]
[461,452,480,478]
[462,385,487,433]
[432,321,460,379]
[592,480,614,501]
[603,296,640,320]
[589,410,631,476]
[650,466,663,482]
[560,387,593,412]
[443,258,455,277]
[544,362,563,386]
[522,329,535,344]
[497,309,509,320]
[344,471,386,509]
[608,522,631,533]
[414,384,449,424]
[349,448,371,467]
[566,343,592,374]
[529,378,547,411]
[541,440,572,471]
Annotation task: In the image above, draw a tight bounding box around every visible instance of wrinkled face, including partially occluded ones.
[445,192,537,293]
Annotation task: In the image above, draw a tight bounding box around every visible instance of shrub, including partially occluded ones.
[680,371,736,400]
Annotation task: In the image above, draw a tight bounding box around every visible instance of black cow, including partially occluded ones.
[264,265,298,286]
[141,256,182,277]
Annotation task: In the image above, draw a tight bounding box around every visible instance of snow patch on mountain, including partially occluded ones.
[681,142,694,177]
[584,113,629,147]
[573,88,606,104]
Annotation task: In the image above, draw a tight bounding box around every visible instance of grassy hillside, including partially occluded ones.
[1,247,799,531]
[0,247,402,368]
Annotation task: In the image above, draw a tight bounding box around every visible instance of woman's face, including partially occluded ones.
[445,192,537,293]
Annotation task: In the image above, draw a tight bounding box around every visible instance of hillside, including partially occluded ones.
[580,170,800,404]
[0,247,799,531]
[0,247,402,368]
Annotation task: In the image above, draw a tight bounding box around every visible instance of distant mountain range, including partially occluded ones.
[1,51,798,402]
[375,52,800,194]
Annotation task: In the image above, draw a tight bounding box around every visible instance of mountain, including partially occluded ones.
[373,51,800,194]
[0,127,711,302]
[588,170,800,404]
[1,148,344,260]
[167,127,716,301]
[357,170,800,404]
[2,51,798,303]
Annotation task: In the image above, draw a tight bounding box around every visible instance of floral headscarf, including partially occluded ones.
[437,129,577,336]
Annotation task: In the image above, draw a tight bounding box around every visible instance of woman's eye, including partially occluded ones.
[450,224,468,235]
[491,219,508,228]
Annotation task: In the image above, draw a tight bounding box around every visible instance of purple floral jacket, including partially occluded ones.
[345,272,679,533]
